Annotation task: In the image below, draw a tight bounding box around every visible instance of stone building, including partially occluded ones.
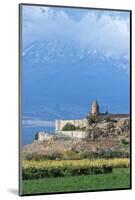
[35,100,130,140]
[55,100,99,132]
[91,100,99,115]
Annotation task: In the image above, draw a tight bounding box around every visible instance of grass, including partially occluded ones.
[22,168,130,195]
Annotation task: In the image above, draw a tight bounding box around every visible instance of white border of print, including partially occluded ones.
[0,0,135,200]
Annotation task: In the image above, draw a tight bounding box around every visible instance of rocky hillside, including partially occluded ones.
[86,117,130,140]
[22,118,130,160]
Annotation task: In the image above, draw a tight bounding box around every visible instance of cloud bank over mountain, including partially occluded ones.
[23,5,130,63]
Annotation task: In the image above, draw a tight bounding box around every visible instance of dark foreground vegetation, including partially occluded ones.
[22,158,129,180]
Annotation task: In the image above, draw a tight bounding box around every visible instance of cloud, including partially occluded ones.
[78,13,129,59]
[22,118,55,128]
[22,5,130,61]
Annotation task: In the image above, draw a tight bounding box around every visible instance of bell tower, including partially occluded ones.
[92,100,99,115]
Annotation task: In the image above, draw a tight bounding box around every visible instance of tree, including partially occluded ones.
[62,123,80,131]
[86,114,96,126]
[35,132,39,140]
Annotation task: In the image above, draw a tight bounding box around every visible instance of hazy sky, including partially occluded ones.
[22,5,130,64]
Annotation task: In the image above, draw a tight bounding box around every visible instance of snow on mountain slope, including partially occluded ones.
[22,40,130,120]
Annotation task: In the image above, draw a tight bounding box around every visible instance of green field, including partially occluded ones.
[22,168,130,195]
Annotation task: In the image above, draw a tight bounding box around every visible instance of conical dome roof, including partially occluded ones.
[92,100,99,106]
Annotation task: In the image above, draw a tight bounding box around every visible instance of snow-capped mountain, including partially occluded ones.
[23,40,128,70]
[22,40,130,120]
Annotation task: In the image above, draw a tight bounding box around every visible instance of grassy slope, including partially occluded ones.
[22,168,130,195]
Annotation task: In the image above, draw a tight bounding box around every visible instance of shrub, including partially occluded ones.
[22,165,111,179]
[62,123,80,131]
[98,149,130,159]
[25,152,63,161]
[105,116,111,122]
[103,165,113,173]
[121,138,129,145]
[80,127,86,131]
[25,148,129,161]
[25,154,34,161]
[86,115,96,125]
[35,132,39,140]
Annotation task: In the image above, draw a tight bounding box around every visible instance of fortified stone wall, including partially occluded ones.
[57,131,89,139]
[35,118,130,142]
[55,117,130,140]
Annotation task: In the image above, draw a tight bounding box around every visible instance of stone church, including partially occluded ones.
[36,100,129,141]
[55,100,100,132]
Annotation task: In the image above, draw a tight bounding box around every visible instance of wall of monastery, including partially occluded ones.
[57,130,89,139]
